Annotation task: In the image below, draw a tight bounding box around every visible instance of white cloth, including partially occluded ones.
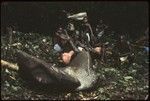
[54,44,62,52]
[67,12,87,21]
[86,33,90,42]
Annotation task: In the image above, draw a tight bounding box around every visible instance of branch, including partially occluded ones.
[1,60,19,71]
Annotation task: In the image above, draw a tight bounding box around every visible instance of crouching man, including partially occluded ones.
[53,27,77,66]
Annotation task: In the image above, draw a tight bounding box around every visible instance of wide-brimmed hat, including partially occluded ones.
[67,12,87,21]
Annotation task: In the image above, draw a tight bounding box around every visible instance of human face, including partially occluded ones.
[83,17,88,23]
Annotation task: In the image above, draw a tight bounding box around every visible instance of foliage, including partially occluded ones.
[1,31,149,100]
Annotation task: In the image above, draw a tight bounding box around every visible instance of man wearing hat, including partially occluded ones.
[53,27,76,66]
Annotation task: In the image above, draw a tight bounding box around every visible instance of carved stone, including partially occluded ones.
[16,50,98,92]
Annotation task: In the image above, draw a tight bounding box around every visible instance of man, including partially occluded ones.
[79,17,104,61]
[53,16,103,66]
[53,27,76,66]
[112,34,133,66]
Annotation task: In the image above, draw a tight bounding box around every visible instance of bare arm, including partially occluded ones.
[61,50,75,64]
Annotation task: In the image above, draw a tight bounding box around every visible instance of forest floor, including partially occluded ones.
[1,31,149,100]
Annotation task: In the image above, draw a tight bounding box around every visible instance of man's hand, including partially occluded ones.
[93,47,102,54]
[61,50,74,64]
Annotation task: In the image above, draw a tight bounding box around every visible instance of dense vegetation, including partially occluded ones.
[1,30,149,100]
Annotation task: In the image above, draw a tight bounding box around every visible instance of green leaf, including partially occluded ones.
[124,76,133,81]
[11,85,18,91]
[98,88,104,93]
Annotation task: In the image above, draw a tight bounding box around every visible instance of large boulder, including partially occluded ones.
[16,50,98,92]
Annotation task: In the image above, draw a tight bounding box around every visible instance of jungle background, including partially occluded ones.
[1,1,149,100]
